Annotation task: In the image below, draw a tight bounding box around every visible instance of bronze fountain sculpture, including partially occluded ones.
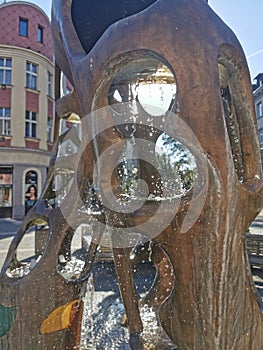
[0,0,262,349]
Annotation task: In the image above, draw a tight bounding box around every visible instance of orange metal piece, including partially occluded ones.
[40,299,82,334]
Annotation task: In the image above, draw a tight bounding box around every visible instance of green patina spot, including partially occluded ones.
[0,304,17,337]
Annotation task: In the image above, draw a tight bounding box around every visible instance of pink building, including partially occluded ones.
[0,1,54,219]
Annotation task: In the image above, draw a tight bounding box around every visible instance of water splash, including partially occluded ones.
[80,274,95,349]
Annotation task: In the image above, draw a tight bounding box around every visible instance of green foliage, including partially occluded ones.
[155,133,196,194]
[118,133,196,198]
[118,160,139,197]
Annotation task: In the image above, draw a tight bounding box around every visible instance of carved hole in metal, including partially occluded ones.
[5,220,48,279]
[219,63,244,182]
[113,134,198,201]
[218,44,262,187]
[108,57,177,118]
[57,128,80,157]
[50,126,80,207]
[155,133,197,197]
[57,225,90,282]
[53,168,74,207]
[71,0,158,54]
[116,157,140,200]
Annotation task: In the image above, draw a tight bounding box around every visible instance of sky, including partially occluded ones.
[209,0,263,81]
[7,0,262,82]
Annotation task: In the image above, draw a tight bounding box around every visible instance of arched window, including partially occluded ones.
[25,170,38,214]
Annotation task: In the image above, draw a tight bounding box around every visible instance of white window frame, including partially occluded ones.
[257,101,263,119]
[47,71,53,97]
[38,25,44,43]
[0,58,12,85]
[25,111,37,138]
[0,107,11,135]
[47,117,53,142]
[26,62,38,90]
[19,18,28,37]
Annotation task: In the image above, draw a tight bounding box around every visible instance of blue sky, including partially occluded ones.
[209,0,263,81]
[15,0,262,81]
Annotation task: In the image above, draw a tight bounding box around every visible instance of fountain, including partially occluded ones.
[0,0,262,349]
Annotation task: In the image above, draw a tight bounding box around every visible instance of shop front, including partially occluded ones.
[0,166,12,218]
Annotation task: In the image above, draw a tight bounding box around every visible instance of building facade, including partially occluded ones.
[0,1,54,219]
[253,73,263,165]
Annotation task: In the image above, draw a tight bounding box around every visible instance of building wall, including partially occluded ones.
[0,2,54,219]
[253,75,263,165]
[254,88,263,138]
[0,46,54,149]
[0,1,53,61]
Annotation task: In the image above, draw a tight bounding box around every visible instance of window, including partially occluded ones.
[25,170,38,186]
[0,58,12,85]
[0,108,11,135]
[47,71,53,97]
[256,101,263,119]
[25,170,38,214]
[260,131,263,144]
[47,117,53,142]
[38,25,43,43]
[26,62,38,90]
[19,18,28,37]
[25,111,37,138]
[0,167,12,209]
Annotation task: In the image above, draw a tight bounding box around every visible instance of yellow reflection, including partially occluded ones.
[66,113,81,123]
[40,299,81,334]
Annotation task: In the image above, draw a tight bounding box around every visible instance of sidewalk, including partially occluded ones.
[0,211,262,268]
[0,218,22,238]
[1,210,262,237]
[0,218,34,266]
